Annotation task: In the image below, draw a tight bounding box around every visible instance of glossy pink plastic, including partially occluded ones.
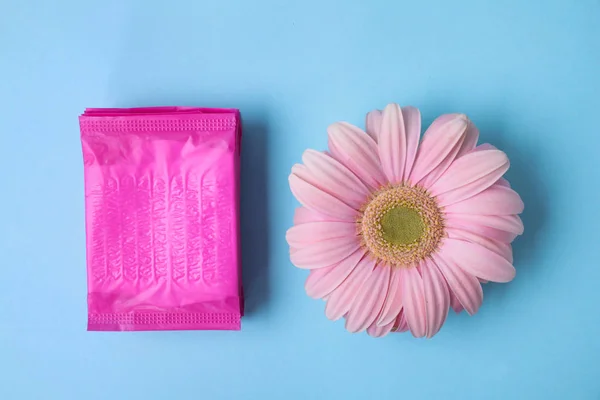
[79,107,242,331]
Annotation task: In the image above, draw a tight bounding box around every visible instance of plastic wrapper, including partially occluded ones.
[79,107,242,331]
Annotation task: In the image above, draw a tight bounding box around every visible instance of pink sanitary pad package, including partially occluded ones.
[79,107,242,331]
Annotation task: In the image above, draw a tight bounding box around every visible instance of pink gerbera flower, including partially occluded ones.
[287,104,524,338]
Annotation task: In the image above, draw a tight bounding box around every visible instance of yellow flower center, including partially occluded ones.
[380,206,424,245]
[360,185,445,267]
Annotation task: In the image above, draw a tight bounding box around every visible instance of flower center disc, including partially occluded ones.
[360,185,444,267]
[380,206,424,245]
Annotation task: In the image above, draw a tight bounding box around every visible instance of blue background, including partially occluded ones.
[1,0,599,399]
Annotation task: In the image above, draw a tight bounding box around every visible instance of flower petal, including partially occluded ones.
[456,120,480,158]
[302,149,370,209]
[365,109,383,142]
[401,267,427,338]
[402,106,422,180]
[328,122,387,189]
[378,104,407,184]
[474,143,496,151]
[290,236,360,269]
[430,149,509,196]
[444,185,524,216]
[445,216,519,243]
[432,252,483,315]
[446,214,524,235]
[367,318,395,337]
[440,238,516,283]
[450,292,464,313]
[393,309,410,333]
[431,151,510,206]
[408,114,468,187]
[422,259,450,338]
[345,264,391,333]
[447,228,513,263]
[325,256,376,320]
[377,267,403,326]
[292,164,360,209]
[293,207,332,225]
[294,207,314,225]
[497,177,511,188]
[305,248,365,299]
[367,105,422,182]
[289,173,357,220]
[286,221,358,248]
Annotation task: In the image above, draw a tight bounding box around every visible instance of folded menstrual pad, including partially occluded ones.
[79,107,242,331]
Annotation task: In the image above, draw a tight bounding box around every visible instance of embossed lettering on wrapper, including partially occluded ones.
[79,107,242,331]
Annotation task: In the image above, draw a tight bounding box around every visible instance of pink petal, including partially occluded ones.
[393,309,409,333]
[290,236,360,270]
[450,292,464,313]
[328,122,387,189]
[325,256,376,320]
[305,248,365,299]
[400,107,422,182]
[377,267,403,326]
[367,319,395,338]
[447,228,513,263]
[305,267,334,298]
[422,259,450,338]
[302,150,370,209]
[367,106,419,155]
[440,238,516,283]
[289,173,357,221]
[292,164,360,210]
[401,267,427,338]
[418,147,464,189]
[473,143,496,151]
[409,114,469,187]
[294,207,315,225]
[293,207,332,225]
[430,149,509,196]
[456,120,480,158]
[432,253,483,315]
[436,178,506,207]
[432,153,510,206]
[446,214,524,235]
[444,185,524,216]
[445,217,519,243]
[286,221,358,248]
[345,264,391,333]
[496,177,511,188]
[365,109,383,142]
[378,104,407,184]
